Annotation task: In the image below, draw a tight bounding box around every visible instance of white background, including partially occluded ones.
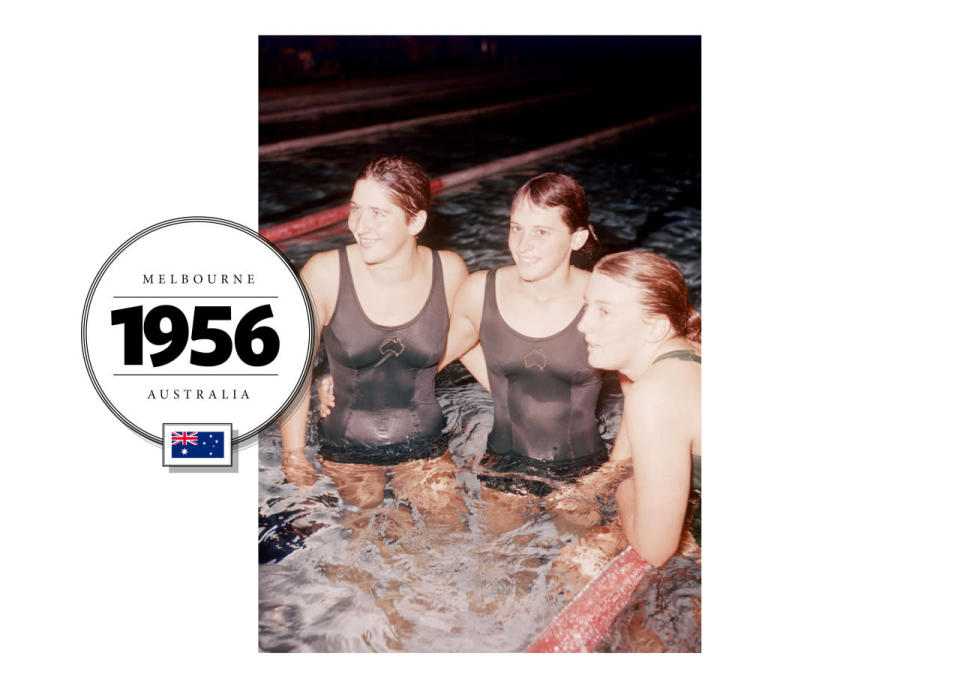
[4,1,958,680]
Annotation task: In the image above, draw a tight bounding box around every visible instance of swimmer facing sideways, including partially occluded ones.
[578,251,701,567]
[280,154,469,519]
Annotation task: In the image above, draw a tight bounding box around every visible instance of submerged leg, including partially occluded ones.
[319,459,387,509]
[318,561,417,650]
[478,484,544,535]
[280,449,319,491]
[543,487,604,536]
[388,452,468,532]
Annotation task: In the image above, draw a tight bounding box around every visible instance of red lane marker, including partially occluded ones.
[260,205,351,243]
[526,547,650,653]
[261,179,446,244]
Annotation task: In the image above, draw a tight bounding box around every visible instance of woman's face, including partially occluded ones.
[348,178,421,264]
[578,272,652,370]
[508,198,584,282]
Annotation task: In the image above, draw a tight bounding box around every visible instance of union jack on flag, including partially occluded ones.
[171,431,198,446]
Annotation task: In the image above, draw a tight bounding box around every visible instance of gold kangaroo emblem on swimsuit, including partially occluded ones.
[379,336,405,358]
[523,348,547,371]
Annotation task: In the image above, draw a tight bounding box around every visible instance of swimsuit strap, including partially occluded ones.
[481,267,502,328]
[652,349,702,364]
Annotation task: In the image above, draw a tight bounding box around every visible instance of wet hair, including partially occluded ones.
[594,251,701,343]
[511,173,600,254]
[356,154,431,222]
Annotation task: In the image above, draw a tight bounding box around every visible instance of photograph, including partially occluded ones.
[257,35,701,653]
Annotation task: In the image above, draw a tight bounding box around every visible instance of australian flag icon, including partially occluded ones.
[171,431,225,459]
[163,423,232,467]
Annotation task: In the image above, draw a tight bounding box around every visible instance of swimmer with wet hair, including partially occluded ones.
[576,250,701,567]
[280,154,469,526]
[439,172,609,532]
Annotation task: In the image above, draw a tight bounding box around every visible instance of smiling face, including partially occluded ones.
[578,272,655,370]
[508,199,587,282]
[348,178,424,264]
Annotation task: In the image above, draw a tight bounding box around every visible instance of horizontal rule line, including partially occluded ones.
[112,296,280,298]
[113,373,278,376]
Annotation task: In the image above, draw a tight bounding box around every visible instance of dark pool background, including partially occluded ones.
[258,36,701,652]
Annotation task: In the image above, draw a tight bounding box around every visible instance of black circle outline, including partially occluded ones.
[81,216,315,445]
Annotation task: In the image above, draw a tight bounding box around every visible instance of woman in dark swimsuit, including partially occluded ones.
[280,154,469,525]
[440,173,612,532]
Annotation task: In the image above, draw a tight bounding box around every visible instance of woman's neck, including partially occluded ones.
[515,263,575,302]
[364,241,421,284]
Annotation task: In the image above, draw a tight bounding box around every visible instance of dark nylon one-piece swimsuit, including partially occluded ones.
[319,247,448,463]
[478,268,604,493]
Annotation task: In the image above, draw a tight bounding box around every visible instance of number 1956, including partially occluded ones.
[110,304,280,367]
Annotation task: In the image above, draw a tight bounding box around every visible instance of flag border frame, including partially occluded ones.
[162,422,234,467]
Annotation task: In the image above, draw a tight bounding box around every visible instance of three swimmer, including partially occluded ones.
[280,154,701,574]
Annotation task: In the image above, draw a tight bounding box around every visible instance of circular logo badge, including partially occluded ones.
[82,217,314,444]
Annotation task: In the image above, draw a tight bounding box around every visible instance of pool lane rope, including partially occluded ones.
[259,71,503,115]
[260,103,700,244]
[526,547,650,653]
[259,88,599,157]
[261,83,492,124]
[260,70,553,124]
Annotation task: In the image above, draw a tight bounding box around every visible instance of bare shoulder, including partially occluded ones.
[626,361,700,426]
[300,248,339,283]
[299,249,341,323]
[451,268,488,321]
[437,249,467,274]
[457,268,488,302]
[437,249,468,287]
[488,264,518,294]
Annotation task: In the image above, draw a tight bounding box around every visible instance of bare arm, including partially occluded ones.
[438,250,469,313]
[615,378,692,567]
[279,251,335,452]
[439,252,489,391]
[279,366,313,451]
[459,344,490,391]
[439,270,485,374]
[608,424,631,463]
[608,372,634,462]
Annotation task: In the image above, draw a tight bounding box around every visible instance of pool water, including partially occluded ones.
[258,102,701,652]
